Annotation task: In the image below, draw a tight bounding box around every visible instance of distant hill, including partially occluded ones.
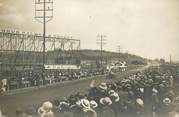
[60,49,148,65]
[0,49,148,66]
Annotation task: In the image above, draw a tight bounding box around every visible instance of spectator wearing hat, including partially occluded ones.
[90,100,98,109]
[108,90,121,117]
[38,101,54,117]
[108,90,120,102]
[88,82,109,105]
[164,89,175,102]
[135,98,144,117]
[157,97,174,117]
[69,98,85,117]
[98,83,108,94]
[99,97,112,107]
[79,99,97,117]
[83,109,97,117]
[89,100,99,116]
[59,101,70,113]
[99,97,115,117]
[135,87,144,99]
[51,99,60,114]
[151,87,159,117]
[80,99,91,110]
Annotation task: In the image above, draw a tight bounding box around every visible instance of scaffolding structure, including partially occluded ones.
[0,29,81,79]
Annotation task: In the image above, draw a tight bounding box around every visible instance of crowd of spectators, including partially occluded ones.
[0,66,179,117]
[0,69,110,92]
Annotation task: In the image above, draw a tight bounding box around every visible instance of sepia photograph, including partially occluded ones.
[0,0,179,117]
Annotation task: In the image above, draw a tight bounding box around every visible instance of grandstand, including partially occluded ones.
[0,29,81,79]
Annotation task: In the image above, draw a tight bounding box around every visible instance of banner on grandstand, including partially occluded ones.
[45,65,81,70]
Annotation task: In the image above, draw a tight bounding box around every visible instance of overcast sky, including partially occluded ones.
[0,0,179,61]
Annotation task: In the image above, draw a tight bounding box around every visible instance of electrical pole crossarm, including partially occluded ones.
[35,0,53,84]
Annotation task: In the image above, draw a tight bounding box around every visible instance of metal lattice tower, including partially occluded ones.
[35,0,53,82]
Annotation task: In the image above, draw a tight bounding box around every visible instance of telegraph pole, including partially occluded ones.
[97,35,106,68]
[170,54,172,64]
[117,45,120,61]
[35,0,53,83]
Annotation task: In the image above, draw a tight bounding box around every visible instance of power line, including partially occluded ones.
[35,0,53,84]
[97,35,106,68]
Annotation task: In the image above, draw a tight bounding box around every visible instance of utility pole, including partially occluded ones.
[170,54,172,64]
[97,35,106,68]
[35,0,53,84]
[117,45,120,61]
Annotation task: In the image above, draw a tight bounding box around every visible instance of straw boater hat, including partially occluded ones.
[108,90,115,95]
[100,97,112,105]
[139,88,144,93]
[152,88,158,93]
[159,83,165,88]
[136,98,144,106]
[125,83,132,90]
[108,90,120,102]
[60,101,69,106]
[59,101,70,110]
[163,98,171,105]
[38,107,46,116]
[38,101,53,117]
[111,93,120,102]
[80,99,91,109]
[90,100,98,109]
[99,82,107,90]
[42,102,53,111]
